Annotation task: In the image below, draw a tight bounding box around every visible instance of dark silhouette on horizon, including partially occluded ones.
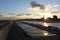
[53,15,58,21]
[16,15,60,22]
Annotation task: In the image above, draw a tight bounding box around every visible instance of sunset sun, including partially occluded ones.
[43,13,52,19]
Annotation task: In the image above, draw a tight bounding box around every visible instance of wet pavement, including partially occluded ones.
[6,21,31,40]
[0,20,60,40]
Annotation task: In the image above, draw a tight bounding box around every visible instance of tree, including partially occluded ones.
[53,15,58,21]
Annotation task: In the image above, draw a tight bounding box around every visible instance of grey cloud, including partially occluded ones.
[30,1,45,10]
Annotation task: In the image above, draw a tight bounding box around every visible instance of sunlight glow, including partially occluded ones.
[43,22,48,27]
[44,32,48,36]
[43,13,52,19]
[29,6,40,11]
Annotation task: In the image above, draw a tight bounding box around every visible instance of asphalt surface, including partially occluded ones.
[21,21,60,34]
[16,21,60,40]
[6,21,31,40]
[0,20,60,40]
[0,20,12,40]
[0,20,31,40]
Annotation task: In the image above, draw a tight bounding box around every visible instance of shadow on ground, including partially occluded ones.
[6,22,31,40]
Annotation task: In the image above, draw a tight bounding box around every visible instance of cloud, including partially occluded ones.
[29,2,59,12]
[52,4,59,8]
[28,6,40,11]
[51,4,59,12]
[29,1,52,12]
[44,5,52,12]
[30,1,45,10]
[29,3,52,12]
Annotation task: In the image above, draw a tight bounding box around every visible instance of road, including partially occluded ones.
[0,20,31,40]
[0,20,13,40]
[0,20,60,40]
[16,21,56,37]
[16,21,60,40]
[20,21,60,34]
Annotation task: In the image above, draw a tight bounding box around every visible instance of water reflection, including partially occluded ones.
[19,21,56,37]
[41,22,60,29]
[43,32,48,36]
[43,22,48,27]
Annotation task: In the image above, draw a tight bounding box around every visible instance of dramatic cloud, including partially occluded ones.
[29,1,59,12]
[30,1,45,10]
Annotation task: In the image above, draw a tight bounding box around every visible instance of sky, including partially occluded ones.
[0,0,60,17]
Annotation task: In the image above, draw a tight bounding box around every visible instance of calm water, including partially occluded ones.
[38,22,60,29]
[23,21,60,28]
